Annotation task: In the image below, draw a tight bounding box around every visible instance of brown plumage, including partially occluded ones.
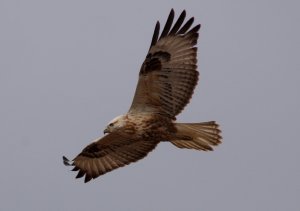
[63,9,222,183]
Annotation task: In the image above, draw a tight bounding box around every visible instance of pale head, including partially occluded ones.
[104,114,127,134]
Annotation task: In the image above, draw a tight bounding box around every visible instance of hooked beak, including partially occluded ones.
[103,128,109,134]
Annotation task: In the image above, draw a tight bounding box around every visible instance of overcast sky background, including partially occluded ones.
[1,0,299,210]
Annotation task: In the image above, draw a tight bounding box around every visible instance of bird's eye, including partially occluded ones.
[109,123,114,127]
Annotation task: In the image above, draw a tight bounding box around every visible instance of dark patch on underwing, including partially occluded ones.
[80,142,110,158]
[140,51,171,75]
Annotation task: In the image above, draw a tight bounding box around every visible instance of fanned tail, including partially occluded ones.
[171,121,222,151]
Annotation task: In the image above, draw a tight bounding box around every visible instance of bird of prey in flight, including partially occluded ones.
[63,9,222,183]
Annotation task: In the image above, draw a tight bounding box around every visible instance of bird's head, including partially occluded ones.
[104,115,127,134]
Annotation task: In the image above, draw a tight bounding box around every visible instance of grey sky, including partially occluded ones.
[0,0,299,210]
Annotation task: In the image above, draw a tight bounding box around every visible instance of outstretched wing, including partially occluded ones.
[129,9,200,119]
[63,133,159,182]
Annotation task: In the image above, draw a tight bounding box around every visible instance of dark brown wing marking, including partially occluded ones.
[140,51,171,74]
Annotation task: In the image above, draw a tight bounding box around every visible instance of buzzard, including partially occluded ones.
[63,9,222,183]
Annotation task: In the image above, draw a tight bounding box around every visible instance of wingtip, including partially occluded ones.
[189,24,201,34]
[62,156,71,166]
[155,21,160,28]
[170,8,175,16]
[84,175,92,183]
[76,170,85,179]
[181,10,186,17]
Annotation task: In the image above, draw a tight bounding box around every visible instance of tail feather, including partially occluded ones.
[171,121,222,151]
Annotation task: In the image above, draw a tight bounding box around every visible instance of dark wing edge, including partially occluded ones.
[149,9,200,50]
[63,134,159,183]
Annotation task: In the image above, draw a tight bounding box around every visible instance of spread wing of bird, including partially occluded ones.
[63,133,159,183]
[129,9,200,119]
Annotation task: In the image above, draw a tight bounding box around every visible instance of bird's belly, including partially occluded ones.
[125,113,176,141]
[138,120,175,141]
